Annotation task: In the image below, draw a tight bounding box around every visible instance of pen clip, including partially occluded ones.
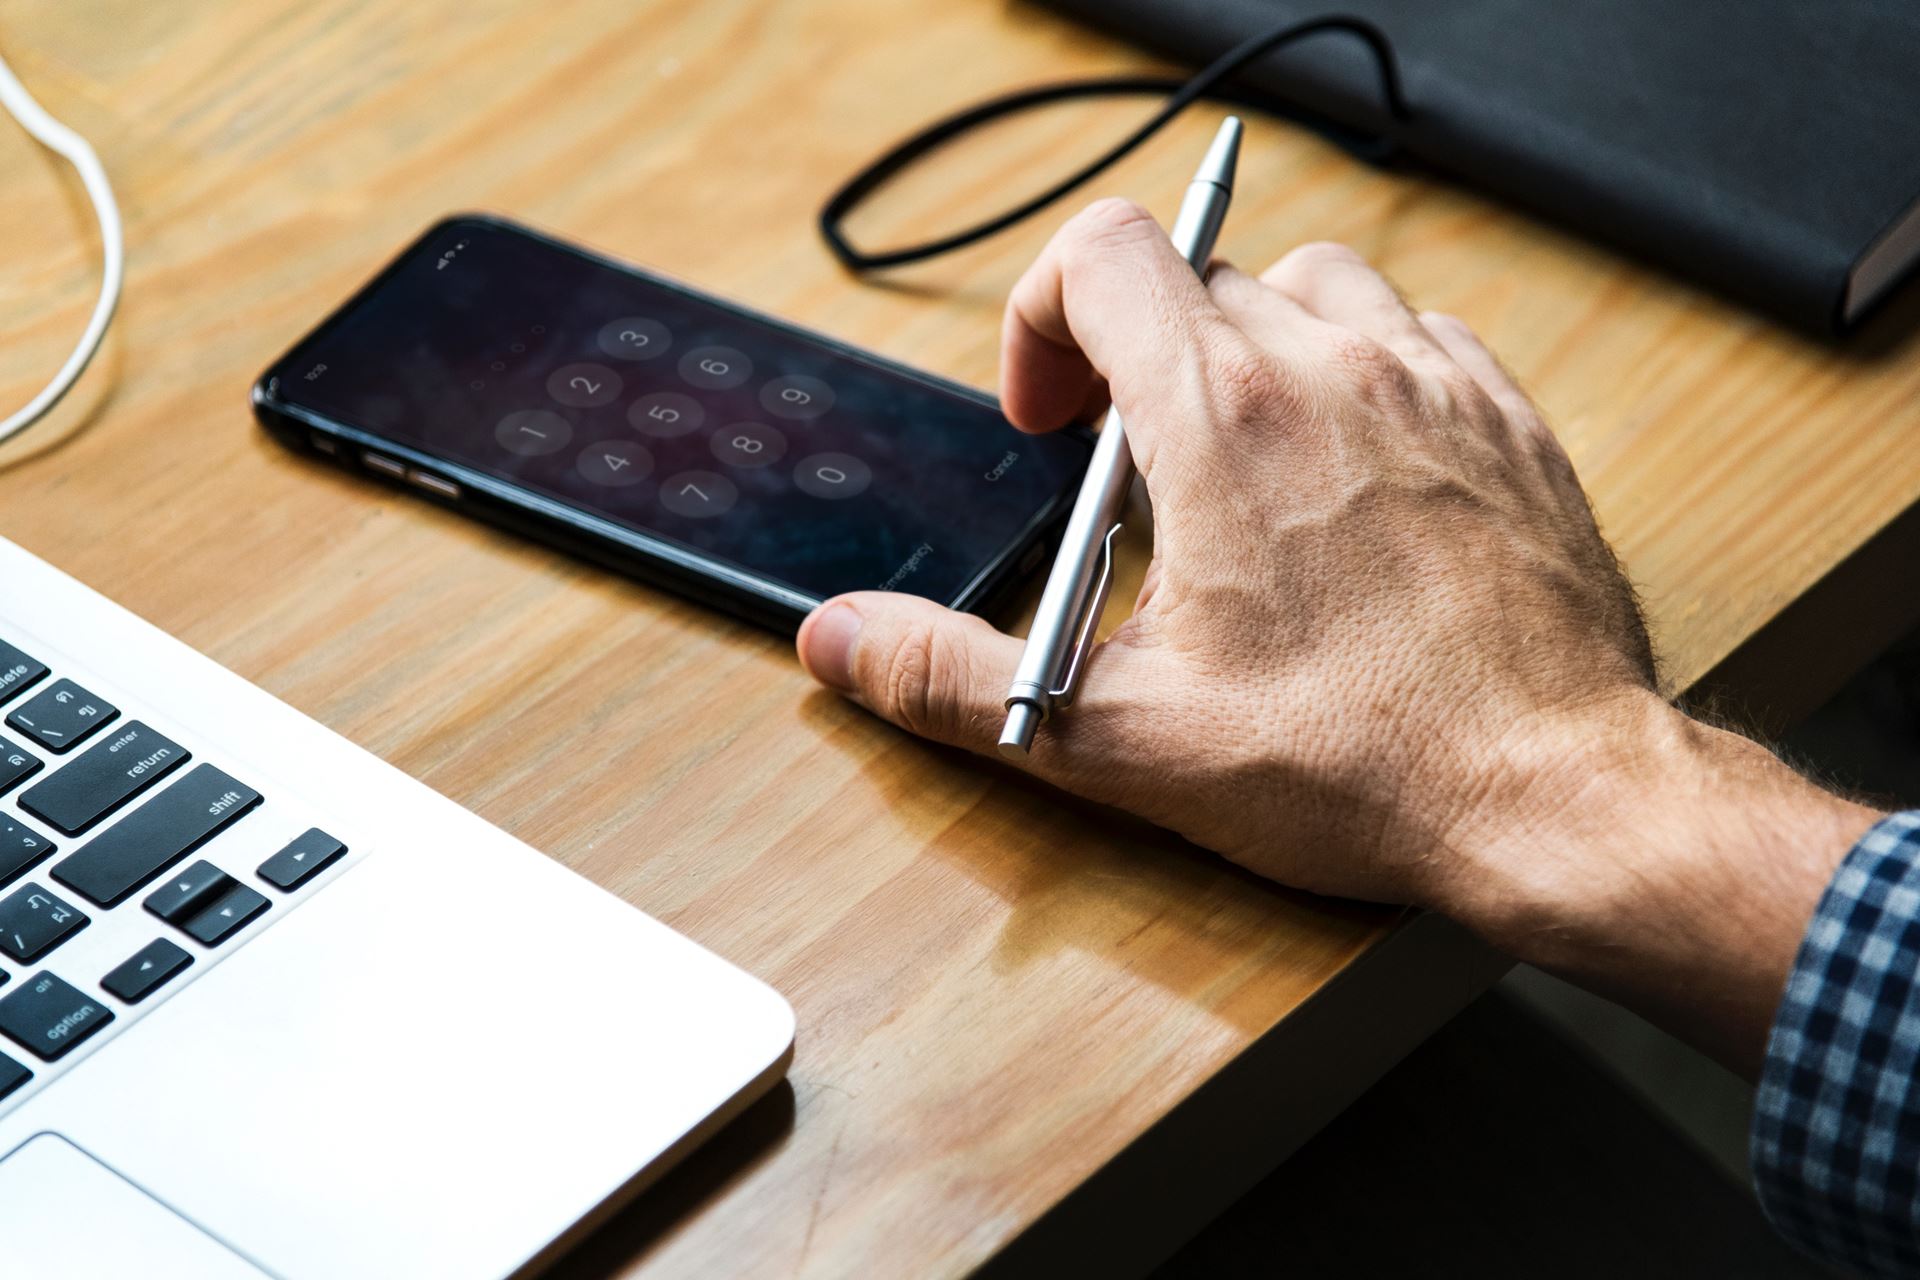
[1047,521,1122,709]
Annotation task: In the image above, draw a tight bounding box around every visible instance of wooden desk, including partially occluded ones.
[3,2,1917,1275]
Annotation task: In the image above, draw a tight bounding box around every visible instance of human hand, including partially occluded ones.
[796,200,1877,1071]
[800,198,1652,910]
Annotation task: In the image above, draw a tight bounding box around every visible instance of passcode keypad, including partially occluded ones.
[486,315,873,523]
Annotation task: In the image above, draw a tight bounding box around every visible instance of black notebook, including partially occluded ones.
[1039,0,1920,334]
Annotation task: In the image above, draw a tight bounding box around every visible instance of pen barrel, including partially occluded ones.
[1001,116,1239,733]
[1170,178,1231,271]
[1005,403,1133,705]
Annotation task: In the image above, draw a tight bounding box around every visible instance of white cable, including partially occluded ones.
[0,48,122,446]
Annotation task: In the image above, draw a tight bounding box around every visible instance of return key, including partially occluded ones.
[19,721,190,837]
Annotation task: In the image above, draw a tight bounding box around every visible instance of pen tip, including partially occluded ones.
[999,702,1041,761]
[1200,116,1243,191]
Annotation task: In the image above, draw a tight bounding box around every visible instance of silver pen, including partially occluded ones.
[998,115,1243,761]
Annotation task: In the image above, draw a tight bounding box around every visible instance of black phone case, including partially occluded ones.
[253,213,1090,635]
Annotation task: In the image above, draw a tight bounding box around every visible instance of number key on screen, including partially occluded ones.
[545,362,622,408]
[710,422,787,470]
[793,452,873,500]
[596,316,671,361]
[678,346,751,391]
[495,409,572,457]
[627,392,705,439]
[759,374,835,421]
[576,441,653,488]
[658,471,739,519]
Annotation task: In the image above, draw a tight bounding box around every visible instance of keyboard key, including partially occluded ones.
[0,816,54,888]
[18,721,189,837]
[258,828,347,891]
[0,884,89,964]
[100,939,193,1005]
[0,736,41,794]
[181,883,270,946]
[0,971,113,1061]
[51,765,261,907]
[0,641,47,706]
[5,679,118,754]
[143,860,235,924]
[0,1047,29,1102]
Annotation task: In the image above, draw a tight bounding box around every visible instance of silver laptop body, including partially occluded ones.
[0,535,794,1279]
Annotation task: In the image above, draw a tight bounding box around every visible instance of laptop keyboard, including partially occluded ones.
[0,635,348,1105]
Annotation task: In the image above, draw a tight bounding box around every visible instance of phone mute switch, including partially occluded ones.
[406,470,460,500]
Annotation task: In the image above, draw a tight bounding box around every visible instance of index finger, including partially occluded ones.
[999,197,1242,447]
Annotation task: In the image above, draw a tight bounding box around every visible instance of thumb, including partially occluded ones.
[797,592,1021,756]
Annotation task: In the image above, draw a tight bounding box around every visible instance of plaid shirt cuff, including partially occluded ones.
[1752,810,1920,1277]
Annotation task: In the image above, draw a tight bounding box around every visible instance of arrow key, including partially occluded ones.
[182,883,270,947]
[143,859,235,925]
[258,828,346,891]
[101,938,193,1004]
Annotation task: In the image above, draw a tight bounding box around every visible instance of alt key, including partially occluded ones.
[0,971,113,1061]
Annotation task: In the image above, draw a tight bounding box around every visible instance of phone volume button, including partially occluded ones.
[362,452,407,479]
[406,470,461,500]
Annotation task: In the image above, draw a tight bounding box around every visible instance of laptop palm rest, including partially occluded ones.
[0,1133,272,1279]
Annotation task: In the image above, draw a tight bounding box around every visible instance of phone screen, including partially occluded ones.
[261,217,1087,607]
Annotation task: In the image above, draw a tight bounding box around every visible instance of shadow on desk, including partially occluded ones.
[794,686,1394,1032]
[544,1081,797,1279]
[1150,993,1821,1279]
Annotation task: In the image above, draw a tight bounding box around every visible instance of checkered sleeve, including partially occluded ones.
[1752,810,1920,1277]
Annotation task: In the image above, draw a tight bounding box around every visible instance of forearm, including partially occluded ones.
[1437,689,1885,1077]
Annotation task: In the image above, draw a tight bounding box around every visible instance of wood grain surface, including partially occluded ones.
[1,2,1915,1275]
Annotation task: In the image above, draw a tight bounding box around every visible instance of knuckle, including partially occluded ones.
[1197,337,1287,425]
[1323,333,1413,397]
[1523,411,1569,457]
[875,619,963,741]
[1435,366,1494,418]
[1066,197,1160,255]
[1263,239,1363,284]
[1293,239,1365,266]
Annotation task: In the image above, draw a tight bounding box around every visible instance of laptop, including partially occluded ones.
[0,534,794,1279]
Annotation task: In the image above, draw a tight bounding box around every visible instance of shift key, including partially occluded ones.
[19,721,190,836]
[51,766,261,907]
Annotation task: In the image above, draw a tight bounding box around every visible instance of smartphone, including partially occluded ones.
[253,215,1090,631]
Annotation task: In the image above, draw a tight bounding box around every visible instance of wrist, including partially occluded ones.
[1433,689,1882,1074]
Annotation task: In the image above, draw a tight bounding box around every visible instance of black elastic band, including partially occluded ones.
[818,15,1411,272]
